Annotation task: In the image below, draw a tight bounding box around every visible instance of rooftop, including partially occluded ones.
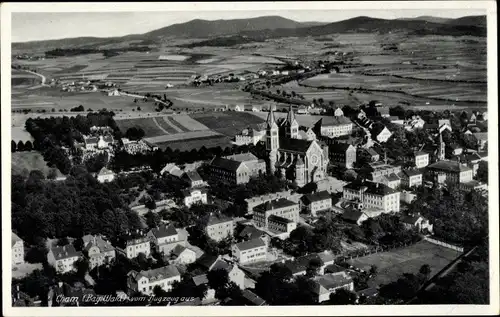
[341,209,366,222]
[184,170,203,183]
[149,224,178,239]
[241,289,266,306]
[206,214,233,227]
[268,214,294,224]
[284,253,323,274]
[12,232,22,247]
[131,265,180,282]
[234,238,266,251]
[254,198,298,213]
[50,244,82,261]
[210,157,244,172]
[302,190,332,204]
[278,137,312,153]
[402,168,423,177]
[224,152,258,162]
[428,160,472,173]
[472,132,488,141]
[313,272,353,294]
[82,235,114,253]
[344,181,398,196]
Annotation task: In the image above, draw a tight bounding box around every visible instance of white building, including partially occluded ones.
[96,167,115,183]
[300,190,333,216]
[47,245,82,274]
[127,265,181,296]
[232,238,267,265]
[82,235,116,270]
[313,272,354,303]
[343,181,401,213]
[169,245,197,265]
[12,232,24,266]
[120,236,151,259]
[147,224,182,255]
[182,187,208,208]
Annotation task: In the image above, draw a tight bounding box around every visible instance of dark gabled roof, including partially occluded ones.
[254,198,298,213]
[224,152,259,162]
[377,107,390,115]
[85,137,99,144]
[171,245,189,257]
[320,116,352,127]
[278,136,312,153]
[12,232,22,247]
[241,289,266,306]
[324,264,347,274]
[234,238,266,252]
[150,224,178,239]
[284,253,323,274]
[182,187,208,196]
[82,235,114,253]
[428,160,472,173]
[211,259,230,271]
[184,170,203,183]
[314,272,353,294]
[365,148,379,157]
[238,225,266,240]
[268,214,293,224]
[414,151,428,156]
[329,142,354,153]
[385,173,400,182]
[210,157,244,172]
[403,169,423,177]
[302,190,332,205]
[196,254,219,270]
[192,274,209,286]
[342,209,366,222]
[344,181,398,196]
[472,132,488,141]
[50,245,82,261]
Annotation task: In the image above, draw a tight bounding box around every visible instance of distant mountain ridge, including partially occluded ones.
[12,14,487,50]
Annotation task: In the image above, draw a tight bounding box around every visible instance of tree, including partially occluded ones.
[24,141,33,151]
[145,198,157,210]
[369,265,378,276]
[12,140,17,152]
[476,161,488,183]
[419,264,431,279]
[17,140,25,151]
[74,258,90,278]
[145,210,160,228]
[47,168,58,180]
[329,288,357,305]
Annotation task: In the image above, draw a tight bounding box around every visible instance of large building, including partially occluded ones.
[300,190,333,216]
[47,245,82,274]
[266,107,330,186]
[231,238,267,265]
[367,161,402,183]
[127,265,181,296]
[315,116,354,138]
[208,153,266,185]
[205,215,234,242]
[82,235,116,269]
[343,181,401,213]
[235,127,266,146]
[427,160,474,185]
[253,198,300,229]
[147,224,184,255]
[117,236,151,259]
[182,187,208,208]
[313,272,354,303]
[399,169,423,188]
[12,232,24,266]
[329,143,357,168]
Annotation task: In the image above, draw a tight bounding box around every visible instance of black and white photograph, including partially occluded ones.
[2,1,498,316]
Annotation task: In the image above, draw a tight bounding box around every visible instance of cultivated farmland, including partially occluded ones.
[191,111,265,136]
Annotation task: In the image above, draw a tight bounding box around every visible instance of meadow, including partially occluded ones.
[11,151,64,178]
[191,111,265,137]
[348,240,461,288]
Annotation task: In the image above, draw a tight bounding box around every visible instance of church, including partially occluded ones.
[266,106,330,186]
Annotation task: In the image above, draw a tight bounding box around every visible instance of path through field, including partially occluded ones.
[163,116,184,133]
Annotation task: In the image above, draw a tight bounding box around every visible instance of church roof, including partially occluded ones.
[210,157,244,172]
[266,109,277,127]
[279,137,312,153]
[286,105,297,125]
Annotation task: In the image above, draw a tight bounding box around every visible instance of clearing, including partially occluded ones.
[11,151,64,178]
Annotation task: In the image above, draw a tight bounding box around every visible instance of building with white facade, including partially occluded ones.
[127,265,181,296]
[12,232,24,266]
[231,238,267,265]
[253,198,300,230]
[82,235,116,269]
[47,245,82,274]
[343,181,401,213]
[300,190,333,216]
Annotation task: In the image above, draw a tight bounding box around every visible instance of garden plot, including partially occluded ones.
[144,130,222,144]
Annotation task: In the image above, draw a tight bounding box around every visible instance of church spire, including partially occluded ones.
[286,104,296,124]
[438,131,445,161]
[266,107,277,128]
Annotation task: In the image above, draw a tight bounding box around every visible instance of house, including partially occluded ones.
[380,173,401,189]
[205,214,234,242]
[388,116,404,125]
[236,225,268,242]
[47,245,82,274]
[371,125,392,143]
[399,168,423,188]
[457,151,483,176]
[301,190,332,216]
[235,127,266,146]
[107,89,121,96]
[315,117,354,138]
[267,215,297,238]
[313,272,355,303]
[182,187,208,208]
[194,255,246,289]
[127,265,181,296]
[297,105,308,114]
[402,214,433,234]
[403,116,426,131]
[329,143,356,168]
[362,148,380,162]
[147,224,182,255]
[208,153,266,185]
[342,209,369,226]
[253,198,300,230]
[97,135,114,149]
[427,160,473,185]
[284,253,327,276]
[83,136,99,151]
[367,161,402,183]
[82,235,116,269]
[169,245,196,265]
[117,235,151,259]
[447,143,463,156]
[160,163,184,178]
[377,106,390,117]
[232,238,267,265]
[472,132,488,150]
[334,107,344,117]
[438,119,452,132]
[96,167,115,183]
[343,181,401,213]
[191,274,217,304]
[182,170,205,188]
[12,232,24,266]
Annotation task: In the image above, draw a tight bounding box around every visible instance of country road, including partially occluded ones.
[24,69,47,86]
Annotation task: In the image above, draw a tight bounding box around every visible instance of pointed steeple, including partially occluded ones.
[286,104,297,124]
[266,108,277,128]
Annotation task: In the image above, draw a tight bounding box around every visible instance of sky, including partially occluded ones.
[12,9,486,43]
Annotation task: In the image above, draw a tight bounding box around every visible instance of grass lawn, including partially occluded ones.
[11,151,64,178]
[12,262,43,279]
[348,240,461,288]
[115,117,166,137]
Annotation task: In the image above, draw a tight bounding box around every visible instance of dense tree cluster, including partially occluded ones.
[11,140,34,152]
[11,167,142,245]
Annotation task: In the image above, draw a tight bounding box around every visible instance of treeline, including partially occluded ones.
[11,167,143,246]
[179,35,266,48]
[11,140,34,152]
[44,46,150,58]
[24,111,119,174]
[110,142,267,173]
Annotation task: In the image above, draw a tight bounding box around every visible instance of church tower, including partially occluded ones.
[295,156,306,187]
[266,109,279,174]
[438,132,445,161]
[285,105,299,139]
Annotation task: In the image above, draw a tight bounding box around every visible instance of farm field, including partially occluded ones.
[301,73,486,103]
[191,111,265,136]
[144,130,222,144]
[156,135,231,151]
[347,240,461,288]
[11,151,64,178]
[251,111,327,128]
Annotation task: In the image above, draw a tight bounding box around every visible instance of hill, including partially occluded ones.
[447,15,487,27]
[398,16,452,24]
[143,16,308,39]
